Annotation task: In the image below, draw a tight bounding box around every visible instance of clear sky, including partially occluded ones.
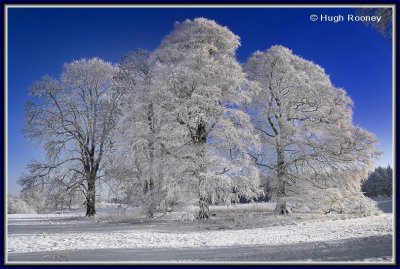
[7,7,393,195]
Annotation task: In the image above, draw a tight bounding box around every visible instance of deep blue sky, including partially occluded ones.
[7,7,393,194]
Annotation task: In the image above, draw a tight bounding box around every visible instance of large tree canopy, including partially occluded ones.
[149,18,262,219]
[244,46,380,214]
[21,58,122,216]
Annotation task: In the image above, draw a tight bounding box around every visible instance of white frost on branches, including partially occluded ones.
[111,18,262,219]
[244,46,380,214]
[21,58,121,216]
[21,19,382,218]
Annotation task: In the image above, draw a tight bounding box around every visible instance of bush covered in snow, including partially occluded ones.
[8,195,36,214]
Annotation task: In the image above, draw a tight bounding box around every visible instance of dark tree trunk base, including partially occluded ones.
[275,200,289,215]
[146,202,157,218]
[275,207,289,215]
[85,205,96,217]
[86,179,96,217]
[197,196,210,219]
[197,211,210,220]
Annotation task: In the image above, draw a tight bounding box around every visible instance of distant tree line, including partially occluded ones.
[362,166,393,198]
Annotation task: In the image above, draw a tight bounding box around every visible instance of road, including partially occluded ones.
[376,198,392,213]
[7,235,392,262]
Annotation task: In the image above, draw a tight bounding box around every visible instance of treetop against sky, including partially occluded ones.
[7,7,393,195]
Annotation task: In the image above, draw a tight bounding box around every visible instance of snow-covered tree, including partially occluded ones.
[8,194,36,214]
[21,58,122,216]
[244,46,380,214]
[106,50,169,216]
[153,18,262,219]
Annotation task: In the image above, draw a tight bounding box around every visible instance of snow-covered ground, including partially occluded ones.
[6,200,394,263]
[8,214,393,253]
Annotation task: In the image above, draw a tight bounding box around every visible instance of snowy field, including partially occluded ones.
[6,199,394,263]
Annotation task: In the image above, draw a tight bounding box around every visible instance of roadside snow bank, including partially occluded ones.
[8,214,392,254]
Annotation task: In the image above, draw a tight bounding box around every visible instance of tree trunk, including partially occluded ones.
[197,193,210,219]
[146,181,157,218]
[195,120,210,220]
[148,102,155,194]
[86,178,96,217]
[275,144,289,215]
[275,196,288,215]
[146,101,156,218]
